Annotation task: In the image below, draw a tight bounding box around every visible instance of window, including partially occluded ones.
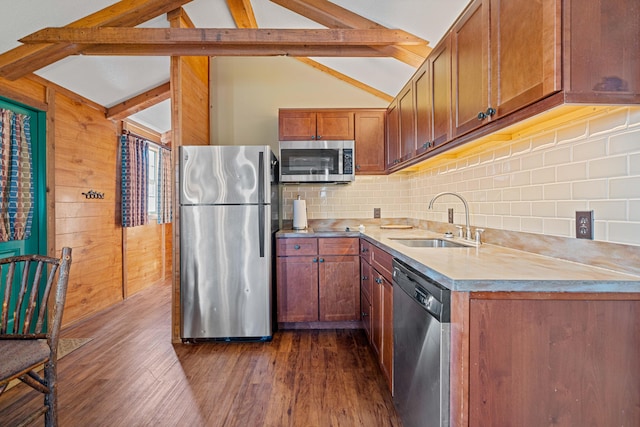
[147,145,159,218]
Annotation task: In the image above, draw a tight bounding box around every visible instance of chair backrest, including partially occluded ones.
[0,247,72,345]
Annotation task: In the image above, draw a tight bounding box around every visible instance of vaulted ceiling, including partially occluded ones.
[1,0,470,133]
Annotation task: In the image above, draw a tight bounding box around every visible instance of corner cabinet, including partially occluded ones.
[276,237,360,326]
[278,108,386,175]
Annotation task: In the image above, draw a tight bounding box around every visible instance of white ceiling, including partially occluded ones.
[2,0,470,133]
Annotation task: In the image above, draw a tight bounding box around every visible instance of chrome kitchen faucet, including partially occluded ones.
[428,192,473,241]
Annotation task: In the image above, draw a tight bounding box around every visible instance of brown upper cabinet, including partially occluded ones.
[279,109,354,140]
[279,108,386,175]
[354,110,386,174]
[453,0,561,138]
[387,0,639,172]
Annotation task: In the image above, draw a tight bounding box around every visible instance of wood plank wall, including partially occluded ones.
[0,73,173,327]
[169,8,211,342]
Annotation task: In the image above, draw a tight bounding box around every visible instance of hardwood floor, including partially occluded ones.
[0,280,402,426]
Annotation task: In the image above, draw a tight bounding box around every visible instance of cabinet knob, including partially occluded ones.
[319,258,324,263]
[361,312,368,317]
[294,244,300,250]
[422,141,432,149]
[313,258,318,263]
[375,277,383,284]
[486,107,496,117]
[362,275,369,281]
[356,164,361,170]
[311,135,315,140]
[477,111,487,120]
[317,135,322,140]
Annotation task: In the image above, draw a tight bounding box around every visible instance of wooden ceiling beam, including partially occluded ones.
[77,44,387,57]
[0,0,194,81]
[106,81,171,121]
[270,0,430,67]
[226,0,258,28]
[21,28,425,47]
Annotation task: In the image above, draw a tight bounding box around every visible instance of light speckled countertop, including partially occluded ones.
[276,227,640,293]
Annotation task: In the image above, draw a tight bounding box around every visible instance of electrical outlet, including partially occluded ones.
[576,211,594,240]
[373,208,381,219]
[448,208,454,224]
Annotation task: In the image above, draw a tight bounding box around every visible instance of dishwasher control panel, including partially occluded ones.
[392,259,450,322]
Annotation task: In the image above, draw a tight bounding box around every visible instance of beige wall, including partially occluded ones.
[210,56,388,152]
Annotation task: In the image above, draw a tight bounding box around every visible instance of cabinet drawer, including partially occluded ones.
[318,237,359,255]
[277,238,318,256]
[371,245,393,283]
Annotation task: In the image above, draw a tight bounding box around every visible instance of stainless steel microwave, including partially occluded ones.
[278,140,355,183]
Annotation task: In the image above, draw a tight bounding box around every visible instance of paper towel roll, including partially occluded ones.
[293,199,308,230]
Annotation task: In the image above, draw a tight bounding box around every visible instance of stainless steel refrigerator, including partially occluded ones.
[179,145,279,341]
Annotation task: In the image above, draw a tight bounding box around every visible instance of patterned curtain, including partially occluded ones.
[0,109,34,242]
[120,132,148,227]
[157,147,172,224]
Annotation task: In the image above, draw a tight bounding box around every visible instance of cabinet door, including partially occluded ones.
[278,111,317,140]
[361,290,372,342]
[316,111,355,140]
[414,62,433,157]
[276,256,319,322]
[489,0,560,117]
[354,110,386,174]
[381,276,394,391]
[431,34,453,148]
[398,82,416,162]
[371,274,383,358]
[385,100,400,169]
[318,255,360,321]
[452,0,490,137]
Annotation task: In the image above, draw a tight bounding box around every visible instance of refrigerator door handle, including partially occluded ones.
[258,151,265,204]
[259,204,265,258]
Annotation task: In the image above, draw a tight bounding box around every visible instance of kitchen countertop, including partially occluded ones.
[276,227,640,293]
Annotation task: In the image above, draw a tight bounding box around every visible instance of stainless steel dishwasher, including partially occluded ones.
[392,258,451,427]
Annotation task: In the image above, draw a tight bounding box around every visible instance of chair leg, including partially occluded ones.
[43,361,58,427]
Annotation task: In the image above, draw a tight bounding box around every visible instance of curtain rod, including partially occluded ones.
[121,130,170,151]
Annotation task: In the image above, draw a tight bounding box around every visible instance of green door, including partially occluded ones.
[0,98,47,333]
[0,98,46,259]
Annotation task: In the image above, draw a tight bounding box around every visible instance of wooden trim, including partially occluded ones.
[294,57,393,102]
[469,291,640,301]
[46,87,56,258]
[450,291,470,427]
[107,82,170,121]
[0,78,48,111]
[122,120,163,143]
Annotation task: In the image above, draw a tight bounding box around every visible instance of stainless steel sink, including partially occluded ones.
[389,238,468,248]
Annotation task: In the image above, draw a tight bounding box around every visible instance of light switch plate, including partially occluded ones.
[448,208,454,224]
[374,208,381,219]
[576,210,594,239]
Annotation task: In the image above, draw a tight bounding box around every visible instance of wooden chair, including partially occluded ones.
[0,247,72,427]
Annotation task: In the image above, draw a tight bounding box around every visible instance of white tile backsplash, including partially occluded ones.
[281,107,640,246]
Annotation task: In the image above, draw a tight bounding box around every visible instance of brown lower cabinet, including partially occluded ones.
[276,237,360,325]
[451,292,640,426]
[360,239,394,391]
